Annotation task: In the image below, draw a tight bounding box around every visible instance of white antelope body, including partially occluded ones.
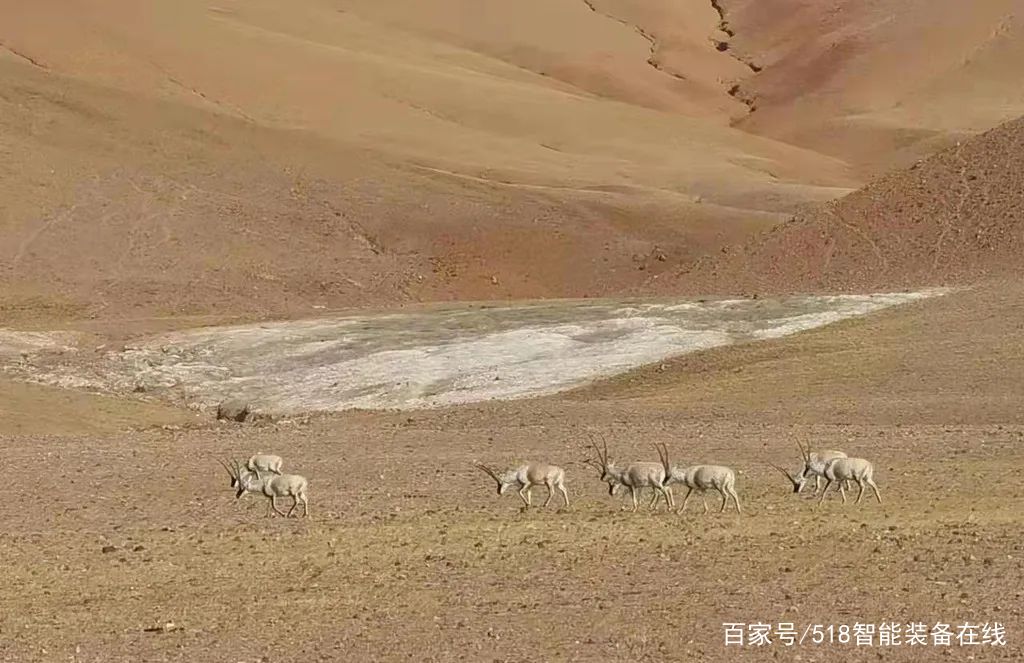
[818,457,881,506]
[474,462,569,508]
[589,438,674,512]
[221,458,309,517]
[767,442,850,496]
[246,453,283,475]
[666,464,741,514]
[800,448,847,494]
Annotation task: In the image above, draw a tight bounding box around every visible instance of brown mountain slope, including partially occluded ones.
[0,1,855,325]
[721,0,1024,174]
[4,0,1024,326]
[658,114,1024,295]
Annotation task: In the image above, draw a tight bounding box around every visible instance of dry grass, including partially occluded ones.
[2,287,1022,661]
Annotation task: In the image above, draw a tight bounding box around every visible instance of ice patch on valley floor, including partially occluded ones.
[0,330,82,360]
[6,289,945,414]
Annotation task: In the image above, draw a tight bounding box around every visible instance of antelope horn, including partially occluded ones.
[586,433,606,468]
[473,463,501,483]
[795,439,810,463]
[766,461,800,487]
[216,458,235,479]
[655,442,670,475]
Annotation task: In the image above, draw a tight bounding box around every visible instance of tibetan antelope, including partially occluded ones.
[473,462,570,508]
[817,457,882,506]
[587,437,674,512]
[246,453,283,476]
[766,441,849,496]
[218,457,256,493]
[221,458,310,517]
[665,460,741,515]
[218,456,283,496]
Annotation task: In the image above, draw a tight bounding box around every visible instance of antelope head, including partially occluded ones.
[586,434,619,496]
[794,439,815,493]
[217,457,241,490]
[231,458,260,498]
[766,443,805,494]
[474,463,515,495]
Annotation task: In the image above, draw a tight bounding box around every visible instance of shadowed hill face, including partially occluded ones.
[722,0,1024,173]
[1,0,1023,325]
[0,0,856,324]
[657,115,1024,295]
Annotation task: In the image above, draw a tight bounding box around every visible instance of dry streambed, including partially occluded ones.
[1,291,942,416]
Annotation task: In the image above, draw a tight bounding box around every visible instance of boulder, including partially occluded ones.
[216,399,250,422]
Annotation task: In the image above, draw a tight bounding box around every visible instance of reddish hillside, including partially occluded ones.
[3,0,1023,326]
[0,1,854,326]
[722,0,1024,174]
[660,114,1024,295]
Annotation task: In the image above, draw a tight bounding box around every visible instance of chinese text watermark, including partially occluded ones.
[723,622,1007,647]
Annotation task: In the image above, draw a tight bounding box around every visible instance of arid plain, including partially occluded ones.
[2,1,1023,661]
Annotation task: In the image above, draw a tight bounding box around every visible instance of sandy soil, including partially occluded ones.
[3,3,1024,661]
[1,283,1021,662]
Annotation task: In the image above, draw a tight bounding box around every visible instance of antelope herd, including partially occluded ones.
[215,438,882,519]
[477,434,882,513]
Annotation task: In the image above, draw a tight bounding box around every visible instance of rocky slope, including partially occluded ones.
[659,114,1024,294]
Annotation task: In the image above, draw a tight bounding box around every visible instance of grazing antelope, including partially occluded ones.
[247,453,283,476]
[817,457,882,506]
[766,441,849,496]
[218,457,255,493]
[218,456,285,501]
[473,462,569,508]
[222,458,310,517]
[665,461,742,515]
[587,437,674,512]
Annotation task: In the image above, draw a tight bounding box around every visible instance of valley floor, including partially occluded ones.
[1,281,1022,662]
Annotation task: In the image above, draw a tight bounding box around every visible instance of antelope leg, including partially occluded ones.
[678,487,693,514]
[543,482,554,508]
[518,484,531,507]
[868,478,882,504]
[652,487,666,512]
[729,487,742,514]
[817,480,833,506]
